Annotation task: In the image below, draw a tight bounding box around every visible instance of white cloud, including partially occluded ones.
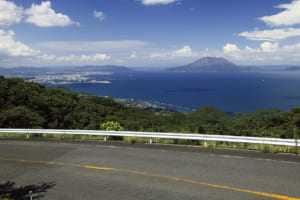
[171,45,193,57]
[130,52,137,59]
[260,0,300,27]
[80,54,111,61]
[260,42,279,52]
[147,45,196,59]
[0,0,23,27]
[57,54,111,63]
[219,41,300,64]
[245,46,260,53]
[148,52,167,58]
[239,28,300,41]
[141,0,179,6]
[93,10,105,21]
[223,43,240,53]
[25,1,76,27]
[80,54,91,61]
[34,40,149,53]
[281,42,300,52]
[223,43,243,60]
[39,53,56,60]
[0,29,40,56]
[233,1,300,65]
[178,41,300,65]
[93,53,111,60]
[57,54,76,62]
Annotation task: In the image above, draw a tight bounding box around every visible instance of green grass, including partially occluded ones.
[0,194,14,200]
[123,136,149,144]
[0,133,26,138]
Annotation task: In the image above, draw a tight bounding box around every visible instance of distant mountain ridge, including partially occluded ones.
[167,57,258,72]
[1,59,300,73]
[71,65,131,72]
[0,65,132,73]
[283,66,300,71]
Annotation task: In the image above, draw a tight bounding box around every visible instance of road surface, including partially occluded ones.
[0,138,300,200]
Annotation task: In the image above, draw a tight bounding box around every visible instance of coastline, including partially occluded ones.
[53,80,112,85]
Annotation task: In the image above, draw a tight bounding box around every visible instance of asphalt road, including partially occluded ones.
[0,139,300,200]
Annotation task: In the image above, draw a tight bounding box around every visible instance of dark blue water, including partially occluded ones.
[61,72,300,113]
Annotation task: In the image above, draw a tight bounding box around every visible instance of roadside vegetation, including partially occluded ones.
[0,76,299,153]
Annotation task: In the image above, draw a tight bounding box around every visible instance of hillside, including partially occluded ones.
[188,106,233,124]
[0,76,212,132]
[0,76,298,139]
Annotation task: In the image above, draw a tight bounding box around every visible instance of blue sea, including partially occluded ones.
[60,72,300,114]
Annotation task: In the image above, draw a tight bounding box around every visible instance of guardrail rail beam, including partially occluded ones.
[0,129,299,147]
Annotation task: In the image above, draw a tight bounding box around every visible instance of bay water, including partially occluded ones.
[62,72,300,114]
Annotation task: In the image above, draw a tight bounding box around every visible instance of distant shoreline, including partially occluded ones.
[51,80,112,85]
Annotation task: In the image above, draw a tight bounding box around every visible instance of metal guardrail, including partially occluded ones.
[0,128,299,146]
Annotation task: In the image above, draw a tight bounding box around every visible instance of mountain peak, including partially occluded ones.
[188,57,236,67]
[168,57,240,72]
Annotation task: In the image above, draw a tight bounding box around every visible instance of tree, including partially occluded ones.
[0,106,45,128]
[100,121,124,141]
[100,121,124,131]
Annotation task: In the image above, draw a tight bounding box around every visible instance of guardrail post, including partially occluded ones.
[293,127,298,155]
[149,138,152,144]
[296,139,298,155]
[26,133,30,139]
[204,140,207,147]
[29,190,33,200]
[104,136,107,142]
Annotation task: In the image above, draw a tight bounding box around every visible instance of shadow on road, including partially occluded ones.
[0,181,55,200]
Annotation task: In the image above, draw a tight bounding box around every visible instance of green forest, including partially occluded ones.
[0,76,300,139]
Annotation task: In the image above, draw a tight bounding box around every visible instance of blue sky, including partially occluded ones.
[1,0,300,67]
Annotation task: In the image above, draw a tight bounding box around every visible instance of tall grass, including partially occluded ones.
[0,193,13,200]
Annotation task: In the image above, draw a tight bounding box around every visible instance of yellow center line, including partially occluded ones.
[84,165,121,171]
[1,157,299,200]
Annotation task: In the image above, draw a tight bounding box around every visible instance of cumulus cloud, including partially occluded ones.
[223,43,244,60]
[34,40,148,53]
[141,0,179,6]
[148,52,167,58]
[171,45,193,57]
[0,29,40,56]
[238,28,300,41]
[220,41,300,64]
[80,54,111,61]
[260,42,279,52]
[129,52,137,59]
[94,53,111,60]
[0,0,23,27]
[39,53,56,60]
[93,10,105,21]
[147,45,196,59]
[260,0,300,27]
[56,54,76,62]
[244,46,260,53]
[57,54,110,63]
[236,1,300,64]
[223,43,240,53]
[25,1,76,27]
